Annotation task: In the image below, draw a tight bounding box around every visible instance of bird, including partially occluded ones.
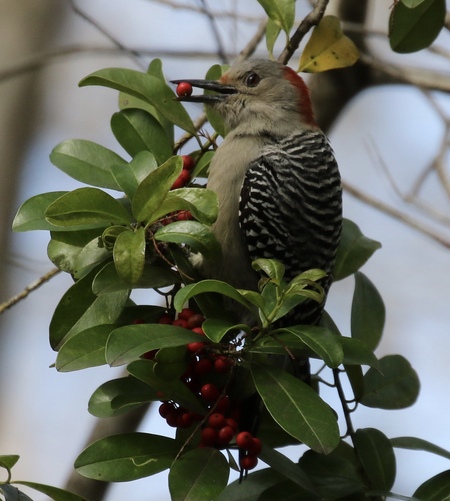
[174,59,342,330]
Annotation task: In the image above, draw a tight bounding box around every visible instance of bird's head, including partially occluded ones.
[173,59,316,134]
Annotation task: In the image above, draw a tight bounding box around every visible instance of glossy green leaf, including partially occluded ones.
[73,237,111,279]
[0,455,20,470]
[351,272,385,351]
[339,336,380,370]
[88,376,157,418]
[251,364,339,454]
[216,468,286,501]
[192,150,214,179]
[266,18,282,57]
[132,156,182,222]
[204,65,228,137]
[80,67,196,135]
[391,436,450,460]
[202,318,250,343]
[109,163,139,200]
[130,150,159,183]
[45,188,130,227]
[55,324,114,372]
[151,187,218,225]
[50,268,128,350]
[299,16,359,73]
[169,448,229,501]
[274,325,343,368]
[92,261,180,294]
[299,449,365,498]
[12,192,68,232]
[252,258,285,282]
[257,0,295,33]
[259,480,317,501]
[155,221,221,261]
[128,359,206,415]
[389,0,445,53]
[50,139,126,190]
[154,345,188,381]
[113,227,146,285]
[0,484,34,501]
[110,108,172,163]
[14,482,88,501]
[334,219,381,281]
[75,433,182,481]
[361,355,420,409]
[414,470,450,500]
[402,0,427,5]
[354,428,396,490]
[106,323,206,366]
[47,229,105,275]
[174,279,255,316]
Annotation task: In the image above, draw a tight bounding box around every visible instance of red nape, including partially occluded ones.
[283,66,316,127]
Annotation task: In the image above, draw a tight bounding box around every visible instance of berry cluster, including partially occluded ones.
[172,154,195,190]
[149,308,260,471]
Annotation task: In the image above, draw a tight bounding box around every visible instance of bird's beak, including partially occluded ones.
[171,79,237,103]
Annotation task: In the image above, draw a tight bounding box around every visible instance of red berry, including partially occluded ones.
[191,326,205,336]
[166,411,179,428]
[159,402,174,418]
[176,82,193,98]
[189,411,204,422]
[158,313,173,324]
[218,425,234,444]
[132,318,145,324]
[248,437,262,456]
[172,318,189,329]
[182,155,195,171]
[178,308,196,321]
[208,413,226,429]
[200,383,220,402]
[240,455,258,471]
[171,169,191,189]
[215,395,231,413]
[201,427,217,446]
[177,412,193,429]
[193,357,213,376]
[143,349,158,360]
[177,210,193,221]
[186,341,205,354]
[225,418,239,434]
[187,313,205,328]
[236,431,254,450]
[214,356,232,373]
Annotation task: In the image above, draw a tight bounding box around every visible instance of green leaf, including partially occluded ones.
[110,108,172,163]
[92,261,180,294]
[299,16,359,73]
[251,364,340,454]
[128,359,206,415]
[72,236,111,279]
[257,0,295,34]
[274,326,343,368]
[49,269,129,350]
[252,258,285,282]
[169,448,229,501]
[389,0,445,53]
[391,436,450,460]
[12,192,68,232]
[192,150,214,179]
[299,449,365,498]
[106,323,206,366]
[204,65,228,137]
[113,227,146,285]
[155,221,221,261]
[132,156,182,222]
[80,67,196,135]
[361,354,420,409]
[339,337,380,370]
[414,470,450,500]
[259,480,317,501]
[0,455,20,470]
[109,163,139,200]
[45,188,130,227]
[50,139,126,190]
[351,272,385,351]
[202,318,250,343]
[14,482,88,501]
[174,280,255,317]
[154,345,188,381]
[88,376,156,418]
[334,219,381,281]
[402,0,427,6]
[47,229,104,275]
[0,485,34,501]
[353,428,396,490]
[266,18,282,57]
[130,150,159,183]
[55,324,114,372]
[75,433,183,481]
[152,187,219,226]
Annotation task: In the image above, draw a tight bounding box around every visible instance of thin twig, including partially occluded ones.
[237,19,268,63]
[0,268,60,314]
[198,0,229,64]
[278,0,330,65]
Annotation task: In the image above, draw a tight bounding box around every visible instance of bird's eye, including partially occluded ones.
[245,72,261,87]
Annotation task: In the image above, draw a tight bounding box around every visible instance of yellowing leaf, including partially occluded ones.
[299,16,359,73]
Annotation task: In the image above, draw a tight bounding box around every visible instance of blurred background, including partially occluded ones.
[1,1,450,499]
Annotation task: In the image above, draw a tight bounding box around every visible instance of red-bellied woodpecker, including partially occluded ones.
[174,59,342,329]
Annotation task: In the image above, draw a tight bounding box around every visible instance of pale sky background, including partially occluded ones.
[1,1,450,500]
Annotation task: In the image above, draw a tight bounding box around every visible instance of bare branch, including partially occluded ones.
[0,268,60,314]
[237,19,268,63]
[278,0,330,65]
